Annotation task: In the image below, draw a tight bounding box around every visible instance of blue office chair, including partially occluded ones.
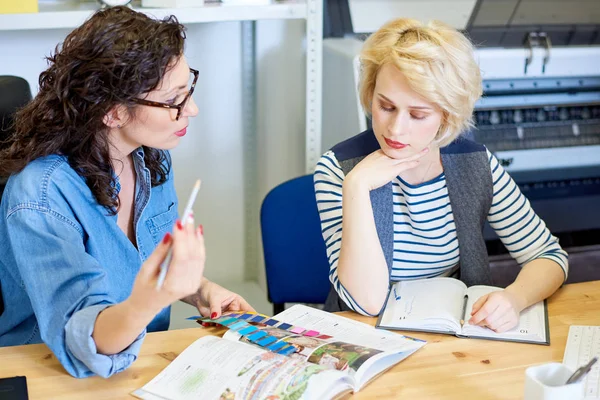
[260,175,331,315]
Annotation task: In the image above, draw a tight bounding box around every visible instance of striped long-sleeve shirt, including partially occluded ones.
[314,148,569,316]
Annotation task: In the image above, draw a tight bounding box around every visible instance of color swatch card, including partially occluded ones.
[197,311,334,356]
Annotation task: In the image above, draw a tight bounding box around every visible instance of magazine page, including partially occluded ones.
[132,336,351,400]
[272,305,425,389]
[377,277,467,334]
[273,304,424,353]
[460,285,548,344]
[222,322,389,377]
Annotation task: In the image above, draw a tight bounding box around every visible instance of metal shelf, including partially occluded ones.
[0,1,308,31]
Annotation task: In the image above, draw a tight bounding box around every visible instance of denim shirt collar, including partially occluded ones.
[111,147,147,196]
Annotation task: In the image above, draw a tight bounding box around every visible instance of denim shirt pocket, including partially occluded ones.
[145,202,177,245]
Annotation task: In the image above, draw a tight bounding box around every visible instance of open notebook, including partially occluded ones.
[133,305,425,400]
[376,277,549,345]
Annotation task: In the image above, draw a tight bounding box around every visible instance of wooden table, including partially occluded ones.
[1,281,599,399]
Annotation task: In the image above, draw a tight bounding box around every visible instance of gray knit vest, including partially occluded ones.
[323,129,494,313]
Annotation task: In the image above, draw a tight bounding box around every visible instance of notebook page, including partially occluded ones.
[378,277,467,330]
[462,286,547,342]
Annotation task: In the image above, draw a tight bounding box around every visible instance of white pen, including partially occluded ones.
[156,179,201,290]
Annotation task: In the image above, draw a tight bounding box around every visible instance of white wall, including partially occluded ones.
[172,22,247,285]
[255,19,307,290]
[0,18,308,293]
[0,28,74,95]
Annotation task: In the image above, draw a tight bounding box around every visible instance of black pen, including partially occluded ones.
[459,294,468,326]
[566,356,597,384]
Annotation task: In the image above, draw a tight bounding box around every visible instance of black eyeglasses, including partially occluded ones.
[132,68,199,121]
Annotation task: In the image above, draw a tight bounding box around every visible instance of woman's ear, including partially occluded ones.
[102,105,128,129]
[435,113,450,139]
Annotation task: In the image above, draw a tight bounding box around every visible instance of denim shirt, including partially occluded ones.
[0,148,178,378]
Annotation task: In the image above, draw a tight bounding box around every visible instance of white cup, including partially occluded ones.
[524,362,584,400]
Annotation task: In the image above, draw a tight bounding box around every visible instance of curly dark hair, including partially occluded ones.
[0,6,186,214]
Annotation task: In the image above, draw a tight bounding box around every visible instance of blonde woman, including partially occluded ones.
[314,18,567,333]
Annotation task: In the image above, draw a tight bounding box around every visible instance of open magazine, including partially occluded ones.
[133,305,425,400]
[376,277,549,345]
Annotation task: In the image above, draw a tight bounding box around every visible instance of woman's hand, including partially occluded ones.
[344,148,429,192]
[468,289,526,333]
[127,218,205,318]
[92,218,204,356]
[190,279,255,319]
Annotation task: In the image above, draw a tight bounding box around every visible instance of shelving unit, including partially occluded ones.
[0,0,323,286]
[0,0,322,170]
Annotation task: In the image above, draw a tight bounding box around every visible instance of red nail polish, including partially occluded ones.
[176,220,183,230]
[211,312,217,319]
[200,224,204,235]
[162,232,171,244]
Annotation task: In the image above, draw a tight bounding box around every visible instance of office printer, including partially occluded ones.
[322,0,600,249]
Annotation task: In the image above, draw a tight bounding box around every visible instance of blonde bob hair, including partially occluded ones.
[359,18,482,147]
